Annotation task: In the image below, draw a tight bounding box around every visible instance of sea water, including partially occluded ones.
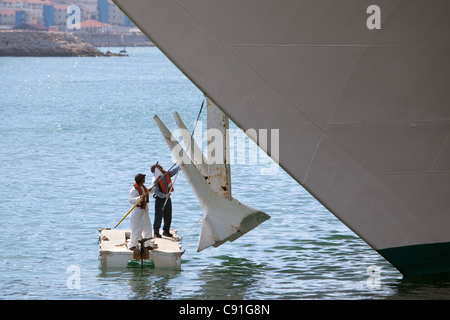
[1,47,450,300]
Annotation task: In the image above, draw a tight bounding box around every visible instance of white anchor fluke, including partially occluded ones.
[154,110,270,252]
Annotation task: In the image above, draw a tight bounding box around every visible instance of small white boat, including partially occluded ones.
[98,228,184,269]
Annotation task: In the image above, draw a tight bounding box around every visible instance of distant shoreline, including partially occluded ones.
[0,30,151,57]
[76,31,153,48]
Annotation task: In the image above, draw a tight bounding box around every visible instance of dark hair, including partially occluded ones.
[135,173,146,184]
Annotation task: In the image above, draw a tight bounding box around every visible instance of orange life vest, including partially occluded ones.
[157,171,173,194]
[133,182,149,209]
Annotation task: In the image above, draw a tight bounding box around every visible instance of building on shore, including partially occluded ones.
[0,0,151,46]
[0,0,133,29]
[79,19,109,33]
[0,9,16,26]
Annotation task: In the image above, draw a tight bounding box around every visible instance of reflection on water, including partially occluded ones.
[97,256,450,300]
[390,275,450,299]
[98,267,182,300]
[193,256,267,300]
[97,256,266,300]
[128,269,176,300]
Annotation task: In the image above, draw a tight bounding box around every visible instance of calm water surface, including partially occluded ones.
[1,47,450,300]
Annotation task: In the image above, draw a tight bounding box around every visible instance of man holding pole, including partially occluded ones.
[128,173,153,250]
[151,163,180,238]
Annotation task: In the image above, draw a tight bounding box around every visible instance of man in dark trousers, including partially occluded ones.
[151,163,180,237]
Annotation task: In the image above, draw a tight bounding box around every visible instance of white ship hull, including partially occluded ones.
[113,0,450,277]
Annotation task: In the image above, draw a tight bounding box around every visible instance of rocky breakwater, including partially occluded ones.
[0,30,104,57]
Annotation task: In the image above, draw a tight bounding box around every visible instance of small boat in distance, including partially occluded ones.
[119,48,128,56]
[104,49,128,57]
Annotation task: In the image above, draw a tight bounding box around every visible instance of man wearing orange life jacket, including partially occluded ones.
[151,163,180,238]
[128,173,154,250]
